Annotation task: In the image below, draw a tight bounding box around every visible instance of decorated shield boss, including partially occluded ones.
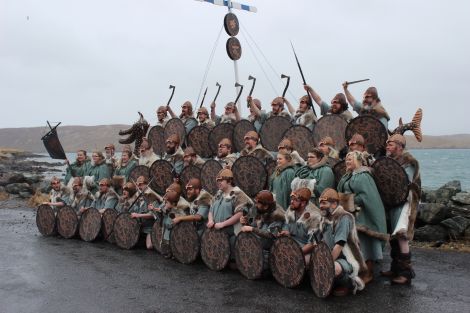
[224,13,239,36]
[226,37,242,61]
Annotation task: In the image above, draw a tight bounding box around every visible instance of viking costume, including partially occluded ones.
[294,156,335,198]
[68,188,94,213]
[240,144,273,165]
[214,113,237,125]
[247,111,267,133]
[189,190,213,235]
[116,192,139,213]
[353,101,390,129]
[114,159,137,182]
[269,161,296,210]
[214,153,238,168]
[337,166,388,261]
[292,109,316,131]
[156,116,170,128]
[160,196,190,243]
[284,202,321,248]
[87,159,111,184]
[91,188,119,210]
[251,204,285,248]
[199,118,215,129]
[49,184,72,210]
[162,146,184,175]
[138,150,158,167]
[64,157,91,185]
[180,116,198,134]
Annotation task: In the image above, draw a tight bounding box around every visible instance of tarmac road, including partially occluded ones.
[1,206,469,313]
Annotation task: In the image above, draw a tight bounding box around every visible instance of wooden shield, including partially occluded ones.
[283,125,316,159]
[180,165,201,198]
[345,115,388,154]
[372,157,410,209]
[170,222,200,264]
[201,228,231,271]
[79,208,102,242]
[114,212,140,249]
[164,118,186,144]
[265,159,277,187]
[209,123,234,155]
[333,160,346,186]
[150,216,164,253]
[149,160,174,195]
[56,206,78,239]
[232,156,267,198]
[226,37,242,61]
[187,126,212,158]
[309,242,335,298]
[235,232,264,280]
[224,12,239,36]
[313,115,348,151]
[129,165,150,184]
[270,236,305,288]
[147,125,165,156]
[260,116,292,152]
[101,208,118,243]
[201,160,223,196]
[233,120,256,153]
[36,204,56,236]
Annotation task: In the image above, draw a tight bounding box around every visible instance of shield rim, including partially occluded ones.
[147,125,166,156]
[36,204,56,236]
[149,159,174,195]
[312,114,349,151]
[282,124,316,160]
[164,117,186,144]
[56,206,78,239]
[179,165,202,198]
[208,123,235,155]
[101,208,118,243]
[226,37,242,61]
[224,12,240,36]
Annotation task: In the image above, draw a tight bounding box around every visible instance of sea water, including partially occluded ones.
[29,150,470,191]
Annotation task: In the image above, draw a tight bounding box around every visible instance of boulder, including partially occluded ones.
[0,186,5,193]
[440,216,470,238]
[434,180,461,203]
[5,183,32,194]
[0,173,13,187]
[414,224,448,242]
[31,181,51,194]
[7,173,27,184]
[447,204,470,219]
[464,226,470,240]
[417,203,448,224]
[18,191,32,199]
[451,192,470,205]
[421,188,437,203]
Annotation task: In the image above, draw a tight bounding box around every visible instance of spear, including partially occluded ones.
[199,87,208,109]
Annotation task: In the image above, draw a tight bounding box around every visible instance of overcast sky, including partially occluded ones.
[1,0,469,135]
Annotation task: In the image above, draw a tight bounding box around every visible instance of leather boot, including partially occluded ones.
[392,253,415,285]
[381,239,399,278]
[360,260,374,284]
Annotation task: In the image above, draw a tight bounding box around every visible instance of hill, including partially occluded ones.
[1,125,469,152]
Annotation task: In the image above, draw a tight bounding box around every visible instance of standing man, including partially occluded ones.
[104,144,117,176]
[156,106,170,127]
[138,138,158,167]
[167,101,198,134]
[248,96,291,122]
[284,95,317,130]
[210,101,241,125]
[197,107,215,128]
[162,134,184,175]
[303,85,353,122]
[246,97,267,132]
[239,131,273,164]
[214,138,238,168]
[383,134,421,285]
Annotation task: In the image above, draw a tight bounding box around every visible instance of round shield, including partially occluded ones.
[114,212,140,249]
[282,125,315,160]
[36,204,56,236]
[170,222,200,264]
[333,160,346,186]
[345,115,388,154]
[372,157,410,208]
[129,165,150,184]
[265,159,277,188]
[233,120,256,153]
[232,156,267,198]
[150,216,164,253]
[201,160,223,196]
[164,118,186,144]
[149,160,174,195]
[56,206,78,239]
[79,208,102,242]
[260,116,292,152]
[201,228,231,271]
[224,13,239,36]
[147,125,165,156]
[226,37,242,61]
[235,232,264,280]
[179,165,201,198]
[313,115,348,151]
[209,123,234,155]
[309,242,335,298]
[187,126,212,158]
[270,236,305,288]
[101,208,118,243]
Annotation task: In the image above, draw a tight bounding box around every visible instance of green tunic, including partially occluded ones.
[86,162,111,183]
[113,159,137,182]
[64,159,91,184]
[269,164,296,210]
[91,189,118,210]
[337,168,387,260]
[294,162,335,198]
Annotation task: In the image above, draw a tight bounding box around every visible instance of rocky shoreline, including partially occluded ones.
[1,149,469,247]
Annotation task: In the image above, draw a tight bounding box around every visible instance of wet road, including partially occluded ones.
[1,207,469,313]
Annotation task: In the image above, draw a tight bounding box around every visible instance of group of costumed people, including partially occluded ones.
[43,82,421,297]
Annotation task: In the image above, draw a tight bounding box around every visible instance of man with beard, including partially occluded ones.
[104,143,117,176]
[318,136,340,161]
[90,178,119,214]
[162,134,184,175]
[43,176,71,210]
[138,137,158,167]
[210,101,241,125]
[343,83,390,129]
[116,182,138,213]
[277,138,305,166]
[214,138,238,168]
[348,133,366,153]
[313,188,367,296]
[196,107,215,128]
[65,150,91,185]
[382,134,421,285]
[239,131,273,165]
[86,151,111,186]
[246,97,267,132]
[168,101,198,134]
[156,106,170,127]
[279,187,321,261]
[67,177,94,213]
[172,178,213,235]
[303,85,353,122]
[284,95,317,130]
[113,150,137,183]
[183,147,205,168]
[249,96,291,123]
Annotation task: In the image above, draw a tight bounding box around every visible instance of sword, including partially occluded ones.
[167,85,175,107]
[199,86,208,109]
[290,41,317,117]
[281,74,290,98]
[234,82,244,105]
[345,78,370,86]
[127,176,156,213]
[213,82,222,103]
[247,75,256,108]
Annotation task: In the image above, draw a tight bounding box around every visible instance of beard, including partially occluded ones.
[166,147,176,155]
[320,208,332,217]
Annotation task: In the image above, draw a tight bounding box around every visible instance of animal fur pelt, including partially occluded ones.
[285,202,322,235]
